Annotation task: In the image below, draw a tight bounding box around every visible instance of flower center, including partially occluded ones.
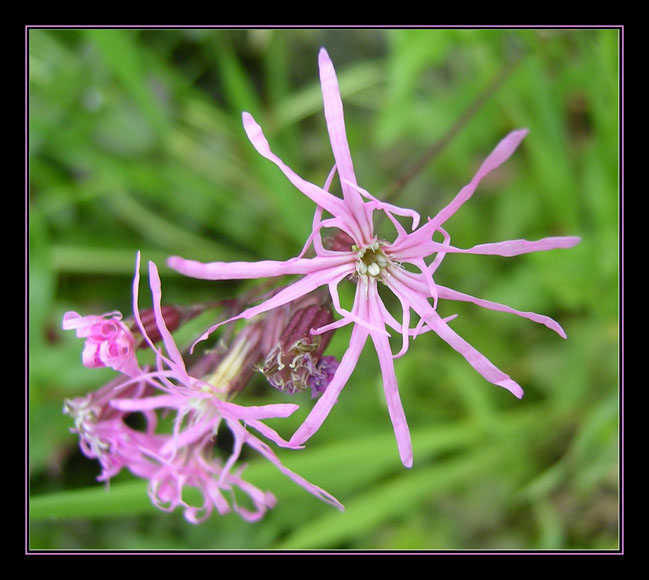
[354,241,391,278]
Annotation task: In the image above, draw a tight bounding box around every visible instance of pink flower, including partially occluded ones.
[65,253,344,523]
[63,375,168,482]
[64,376,278,523]
[167,48,581,469]
[116,254,343,516]
[145,442,278,524]
[62,311,141,377]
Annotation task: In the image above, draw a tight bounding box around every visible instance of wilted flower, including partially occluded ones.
[63,253,343,523]
[63,375,161,482]
[64,375,279,523]
[261,303,339,396]
[167,48,580,468]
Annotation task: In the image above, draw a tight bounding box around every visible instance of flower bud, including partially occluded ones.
[323,230,355,252]
[261,304,339,395]
[132,305,183,346]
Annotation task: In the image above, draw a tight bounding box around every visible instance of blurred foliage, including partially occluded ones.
[28,28,619,551]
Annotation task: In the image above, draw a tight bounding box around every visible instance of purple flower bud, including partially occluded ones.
[323,230,355,252]
[132,305,183,346]
[261,304,338,395]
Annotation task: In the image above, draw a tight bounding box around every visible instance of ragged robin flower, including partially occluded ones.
[167,48,581,469]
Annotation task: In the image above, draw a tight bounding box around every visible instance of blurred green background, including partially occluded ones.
[28,28,619,550]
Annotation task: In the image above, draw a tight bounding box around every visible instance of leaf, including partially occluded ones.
[276,447,503,549]
[86,29,170,139]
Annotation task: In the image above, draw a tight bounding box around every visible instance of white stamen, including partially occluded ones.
[367,263,381,276]
[375,254,389,268]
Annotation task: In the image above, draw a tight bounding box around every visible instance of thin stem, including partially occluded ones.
[382,51,526,204]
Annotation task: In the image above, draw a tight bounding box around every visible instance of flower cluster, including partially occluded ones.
[63,254,342,523]
[64,48,579,522]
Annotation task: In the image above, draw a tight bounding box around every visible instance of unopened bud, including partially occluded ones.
[131,306,184,347]
[323,230,355,252]
[261,305,339,396]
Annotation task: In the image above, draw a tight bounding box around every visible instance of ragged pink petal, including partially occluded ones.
[426,309,524,398]
[167,254,352,281]
[190,262,355,350]
[242,111,361,238]
[318,49,357,190]
[218,401,300,421]
[132,252,187,382]
[290,322,369,447]
[392,235,581,262]
[390,129,530,255]
[244,418,305,450]
[110,393,188,412]
[367,282,413,467]
[229,418,344,510]
[148,260,189,373]
[388,275,524,399]
[230,470,278,521]
[439,236,582,257]
[327,272,391,337]
[436,284,567,338]
[431,128,529,229]
[427,225,452,276]
[342,178,421,231]
[317,48,372,243]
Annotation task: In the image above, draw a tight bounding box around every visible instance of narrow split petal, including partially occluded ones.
[148,260,189,373]
[244,418,305,450]
[425,309,524,398]
[230,419,344,510]
[242,112,355,226]
[191,262,355,349]
[132,252,185,379]
[318,49,358,191]
[218,401,300,421]
[436,284,567,338]
[388,274,524,399]
[317,48,372,242]
[343,178,420,231]
[327,272,391,337]
[367,282,413,467]
[392,235,581,262]
[390,129,530,254]
[431,128,529,229]
[290,323,369,447]
[167,254,352,281]
[440,236,582,258]
[110,393,188,412]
